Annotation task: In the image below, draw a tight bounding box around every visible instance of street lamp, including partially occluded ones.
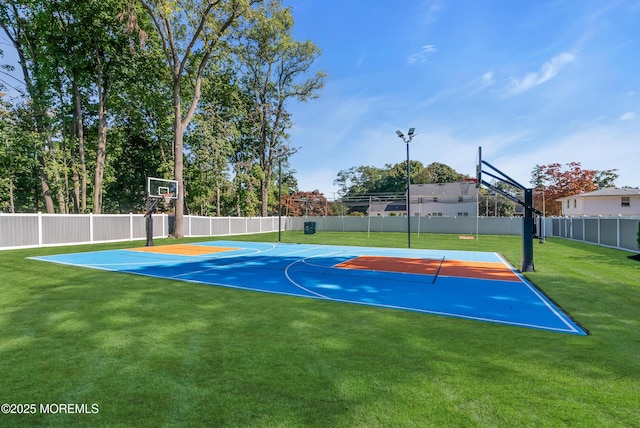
[396,128,416,248]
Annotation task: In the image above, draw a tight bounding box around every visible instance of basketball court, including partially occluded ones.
[30,241,586,335]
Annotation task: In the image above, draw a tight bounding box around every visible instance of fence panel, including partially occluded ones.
[600,219,618,247]
[584,219,599,243]
[189,216,211,237]
[0,215,39,248]
[41,215,91,245]
[620,219,639,251]
[93,215,131,242]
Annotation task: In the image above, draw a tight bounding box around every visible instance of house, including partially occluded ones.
[367,182,479,217]
[556,188,640,217]
[367,201,407,217]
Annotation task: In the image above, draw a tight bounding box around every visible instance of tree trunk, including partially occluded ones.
[172,80,184,238]
[6,163,15,213]
[73,72,87,213]
[39,149,55,213]
[216,185,221,216]
[93,58,108,214]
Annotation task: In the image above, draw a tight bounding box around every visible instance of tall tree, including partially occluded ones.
[139,0,262,237]
[237,6,325,216]
[333,165,388,196]
[531,162,619,216]
[1,0,56,212]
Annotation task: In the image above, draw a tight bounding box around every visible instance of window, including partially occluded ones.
[433,197,438,202]
[567,200,570,208]
[622,197,630,207]
[573,199,577,208]
[458,196,464,203]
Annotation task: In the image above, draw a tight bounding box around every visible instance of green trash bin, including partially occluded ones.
[304,221,317,234]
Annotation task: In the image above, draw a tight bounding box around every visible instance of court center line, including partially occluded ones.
[432,256,446,284]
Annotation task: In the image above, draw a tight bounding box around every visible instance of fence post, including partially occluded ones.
[89,213,94,244]
[38,212,43,247]
[129,213,134,241]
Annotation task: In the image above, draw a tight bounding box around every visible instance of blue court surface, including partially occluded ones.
[30,241,586,335]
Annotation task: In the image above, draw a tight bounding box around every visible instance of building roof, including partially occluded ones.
[556,187,640,201]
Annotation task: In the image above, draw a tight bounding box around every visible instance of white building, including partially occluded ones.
[367,182,479,217]
[556,188,640,217]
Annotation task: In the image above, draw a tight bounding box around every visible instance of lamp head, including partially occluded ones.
[396,130,404,138]
[408,128,415,137]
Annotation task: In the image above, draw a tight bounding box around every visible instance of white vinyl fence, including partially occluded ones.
[1,213,638,253]
[0,213,283,250]
[550,216,639,252]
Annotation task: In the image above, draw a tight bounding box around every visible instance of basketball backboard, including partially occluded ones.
[147,177,178,199]
[475,146,482,188]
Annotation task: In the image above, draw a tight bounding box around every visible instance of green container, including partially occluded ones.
[304,221,317,234]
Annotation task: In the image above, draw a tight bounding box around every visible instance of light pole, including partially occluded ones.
[275,147,288,242]
[278,153,283,242]
[396,128,416,248]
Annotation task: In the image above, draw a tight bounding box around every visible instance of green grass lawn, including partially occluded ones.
[1,232,639,427]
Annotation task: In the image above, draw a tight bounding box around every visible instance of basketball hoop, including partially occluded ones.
[162,193,172,207]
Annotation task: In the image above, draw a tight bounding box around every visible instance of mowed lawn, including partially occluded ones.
[0,232,638,427]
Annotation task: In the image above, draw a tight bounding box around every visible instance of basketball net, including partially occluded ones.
[162,193,172,208]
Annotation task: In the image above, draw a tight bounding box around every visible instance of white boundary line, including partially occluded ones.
[495,253,582,334]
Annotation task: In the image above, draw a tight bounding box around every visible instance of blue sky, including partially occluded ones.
[284,0,640,197]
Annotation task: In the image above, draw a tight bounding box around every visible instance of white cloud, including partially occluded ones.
[408,45,437,64]
[482,71,495,85]
[507,52,577,95]
[461,70,495,98]
[621,111,635,121]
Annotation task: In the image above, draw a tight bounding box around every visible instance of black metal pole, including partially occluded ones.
[145,199,159,247]
[406,142,411,248]
[521,188,535,272]
[278,157,282,242]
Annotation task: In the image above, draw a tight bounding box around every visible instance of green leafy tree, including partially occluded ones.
[139,0,262,236]
[334,165,387,196]
[336,160,469,196]
[414,162,467,184]
[236,5,325,217]
[1,0,57,212]
[379,160,425,193]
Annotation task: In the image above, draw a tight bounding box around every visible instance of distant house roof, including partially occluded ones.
[385,203,407,211]
[556,188,640,201]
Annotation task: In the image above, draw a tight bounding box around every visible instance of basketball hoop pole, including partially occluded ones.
[144,198,161,246]
[476,146,542,272]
